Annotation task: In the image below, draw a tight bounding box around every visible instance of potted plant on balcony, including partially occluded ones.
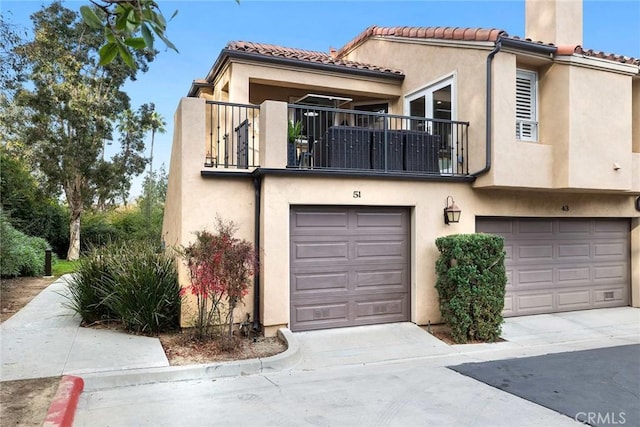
[288,120,302,167]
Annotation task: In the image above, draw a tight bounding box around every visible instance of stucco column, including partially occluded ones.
[631,217,640,308]
[259,101,288,169]
[162,97,206,327]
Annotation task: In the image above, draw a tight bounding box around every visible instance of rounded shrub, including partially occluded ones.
[435,233,507,343]
[0,211,50,277]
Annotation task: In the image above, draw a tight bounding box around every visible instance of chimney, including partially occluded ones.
[525,0,583,47]
[329,47,337,58]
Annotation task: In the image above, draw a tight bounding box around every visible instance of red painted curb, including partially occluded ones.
[43,375,84,427]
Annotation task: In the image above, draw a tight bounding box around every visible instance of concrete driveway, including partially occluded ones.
[74,308,639,426]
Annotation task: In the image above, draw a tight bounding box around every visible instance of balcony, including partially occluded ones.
[203,100,471,177]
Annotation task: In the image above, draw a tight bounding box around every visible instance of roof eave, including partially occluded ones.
[203,48,405,86]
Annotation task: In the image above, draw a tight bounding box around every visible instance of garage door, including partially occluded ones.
[476,218,629,316]
[290,207,410,331]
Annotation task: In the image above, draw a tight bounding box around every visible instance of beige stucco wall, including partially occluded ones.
[341,37,636,192]
[343,38,490,175]
[632,218,640,308]
[564,65,632,190]
[525,0,583,47]
[253,175,640,334]
[163,98,257,327]
[165,98,640,337]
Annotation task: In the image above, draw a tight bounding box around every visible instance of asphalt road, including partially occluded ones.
[450,344,640,427]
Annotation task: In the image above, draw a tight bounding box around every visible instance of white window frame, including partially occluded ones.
[404,73,457,173]
[516,69,539,142]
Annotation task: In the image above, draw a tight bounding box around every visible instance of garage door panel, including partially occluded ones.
[504,244,514,261]
[292,301,350,328]
[355,294,408,322]
[292,271,349,293]
[476,217,629,317]
[355,211,406,229]
[594,242,627,258]
[293,241,349,261]
[503,295,514,316]
[558,243,591,259]
[557,290,591,309]
[594,220,629,234]
[505,270,513,286]
[517,244,553,262]
[557,267,590,283]
[291,207,410,331]
[517,269,554,286]
[557,220,591,234]
[593,264,627,281]
[291,210,348,230]
[517,293,554,312]
[518,219,554,235]
[355,269,404,288]
[594,287,627,305]
[355,240,406,260]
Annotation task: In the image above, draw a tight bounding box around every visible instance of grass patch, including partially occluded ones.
[53,259,79,277]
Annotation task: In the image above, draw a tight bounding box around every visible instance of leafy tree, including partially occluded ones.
[11,2,155,260]
[80,0,178,67]
[143,106,166,221]
[0,148,69,257]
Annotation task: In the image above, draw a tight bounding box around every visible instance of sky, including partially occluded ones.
[2,0,639,199]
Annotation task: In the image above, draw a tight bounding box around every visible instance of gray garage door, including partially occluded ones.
[476,218,629,316]
[290,207,410,331]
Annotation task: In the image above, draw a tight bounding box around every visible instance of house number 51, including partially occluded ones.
[353,191,361,198]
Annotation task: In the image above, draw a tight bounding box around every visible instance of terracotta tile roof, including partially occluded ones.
[225,41,403,76]
[336,25,506,57]
[337,26,638,67]
[221,27,638,81]
[556,45,639,65]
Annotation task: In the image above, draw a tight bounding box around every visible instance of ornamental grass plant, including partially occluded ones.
[67,241,181,334]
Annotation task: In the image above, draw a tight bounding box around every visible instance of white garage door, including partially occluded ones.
[476,218,629,316]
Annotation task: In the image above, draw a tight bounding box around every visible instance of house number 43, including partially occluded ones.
[353,191,361,198]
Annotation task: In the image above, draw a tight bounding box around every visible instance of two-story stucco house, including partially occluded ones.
[163,0,640,336]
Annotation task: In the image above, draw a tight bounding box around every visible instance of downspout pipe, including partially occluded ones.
[471,39,502,177]
[471,37,556,177]
[252,175,262,332]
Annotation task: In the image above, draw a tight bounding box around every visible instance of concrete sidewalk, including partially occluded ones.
[73,307,638,427]
[0,276,169,381]
[2,276,639,426]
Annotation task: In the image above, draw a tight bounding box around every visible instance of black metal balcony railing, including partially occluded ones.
[287,105,470,175]
[203,101,470,177]
[205,101,259,168]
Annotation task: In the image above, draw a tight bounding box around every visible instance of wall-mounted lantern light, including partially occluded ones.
[444,196,461,225]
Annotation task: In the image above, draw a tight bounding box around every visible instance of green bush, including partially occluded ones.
[80,206,164,252]
[0,210,50,277]
[67,242,181,334]
[66,246,118,323]
[81,211,121,252]
[105,241,181,333]
[0,150,69,257]
[435,233,507,343]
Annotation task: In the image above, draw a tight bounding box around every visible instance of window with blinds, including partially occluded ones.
[516,70,538,141]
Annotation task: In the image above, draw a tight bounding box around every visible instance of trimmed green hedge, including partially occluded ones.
[0,211,51,277]
[435,233,507,343]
